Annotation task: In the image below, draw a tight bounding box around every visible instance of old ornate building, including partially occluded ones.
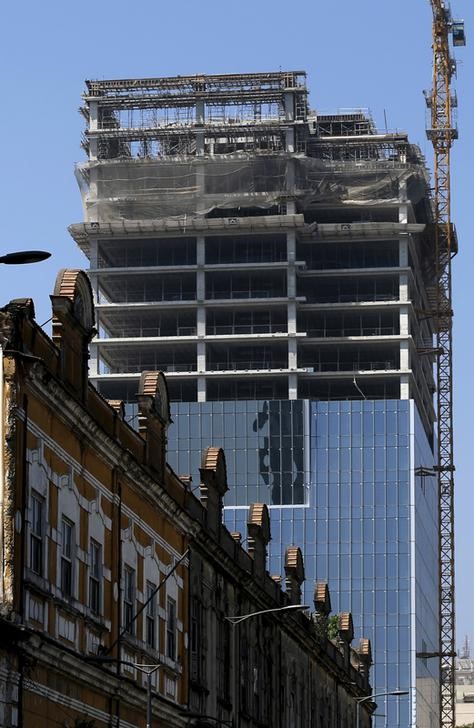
[0,270,373,727]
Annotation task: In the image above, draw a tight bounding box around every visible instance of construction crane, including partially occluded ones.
[425,2,465,727]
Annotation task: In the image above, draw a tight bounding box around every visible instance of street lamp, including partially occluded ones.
[0,250,51,265]
[355,690,409,728]
[225,604,310,728]
[84,656,162,728]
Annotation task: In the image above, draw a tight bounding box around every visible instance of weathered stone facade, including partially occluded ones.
[0,270,374,727]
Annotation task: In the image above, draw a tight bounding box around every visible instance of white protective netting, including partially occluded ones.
[75,154,429,223]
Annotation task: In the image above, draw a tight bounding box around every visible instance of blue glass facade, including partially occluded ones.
[168,398,439,728]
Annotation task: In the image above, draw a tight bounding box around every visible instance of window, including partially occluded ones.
[145,581,156,649]
[166,596,177,660]
[89,540,101,614]
[30,492,44,575]
[61,518,74,597]
[123,566,135,634]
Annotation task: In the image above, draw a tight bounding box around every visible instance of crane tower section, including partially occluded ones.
[425,2,465,727]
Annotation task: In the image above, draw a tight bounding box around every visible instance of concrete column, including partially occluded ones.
[399,304,409,336]
[196,99,205,156]
[288,373,298,400]
[89,100,99,162]
[288,338,297,370]
[400,373,410,400]
[197,344,206,401]
[399,239,409,267]
[197,271,205,302]
[284,91,295,154]
[400,340,410,371]
[399,273,409,303]
[89,238,99,269]
[196,238,206,358]
[197,376,206,402]
[287,267,296,299]
[197,307,206,337]
[288,301,297,335]
[287,231,296,299]
[197,341,206,373]
[287,230,296,263]
[196,235,205,265]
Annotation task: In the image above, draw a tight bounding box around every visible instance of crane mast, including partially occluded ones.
[426,2,465,727]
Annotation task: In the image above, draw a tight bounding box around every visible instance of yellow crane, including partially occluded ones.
[425,2,465,726]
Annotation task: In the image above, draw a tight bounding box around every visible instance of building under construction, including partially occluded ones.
[70,70,441,728]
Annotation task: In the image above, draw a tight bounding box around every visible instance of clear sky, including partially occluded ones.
[1,0,472,652]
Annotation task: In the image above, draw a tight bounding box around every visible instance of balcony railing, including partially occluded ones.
[304,293,399,304]
[301,360,397,372]
[98,326,197,338]
[304,326,398,338]
[99,363,196,374]
[207,360,287,371]
[206,324,287,335]
[207,290,284,300]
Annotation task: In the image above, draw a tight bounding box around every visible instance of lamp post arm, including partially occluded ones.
[225,604,310,625]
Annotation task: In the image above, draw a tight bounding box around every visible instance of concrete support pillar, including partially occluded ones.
[288,338,297,370]
[196,271,205,302]
[399,239,409,267]
[399,273,409,303]
[284,92,295,154]
[400,340,410,371]
[196,235,205,266]
[197,376,206,402]
[89,100,99,162]
[287,267,296,298]
[288,301,297,335]
[399,304,409,336]
[196,99,205,156]
[196,236,206,302]
[400,373,410,400]
[197,341,206,373]
[288,373,298,400]
[89,238,99,269]
[197,307,206,337]
[287,230,296,263]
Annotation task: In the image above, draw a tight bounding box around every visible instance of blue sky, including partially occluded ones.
[1,0,472,651]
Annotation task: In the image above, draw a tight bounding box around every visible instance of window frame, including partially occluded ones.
[60,517,74,597]
[145,581,157,650]
[30,491,44,576]
[166,596,177,660]
[123,565,135,635]
[89,539,102,614]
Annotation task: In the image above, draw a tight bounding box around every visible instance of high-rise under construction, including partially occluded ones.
[70,71,440,727]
